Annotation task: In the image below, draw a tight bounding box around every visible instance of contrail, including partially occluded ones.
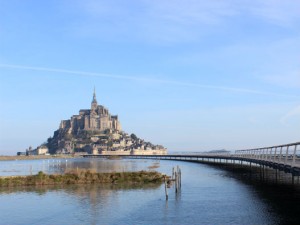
[0,63,298,98]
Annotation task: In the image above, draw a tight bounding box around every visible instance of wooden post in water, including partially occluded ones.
[178,168,180,190]
[172,167,175,179]
[174,166,182,193]
[164,176,168,200]
[179,167,182,188]
[175,171,178,193]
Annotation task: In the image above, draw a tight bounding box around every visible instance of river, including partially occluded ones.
[0,158,300,225]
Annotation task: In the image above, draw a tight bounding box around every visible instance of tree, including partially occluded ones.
[130,133,138,140]
[47,136,52,143]
[107,140,113,147]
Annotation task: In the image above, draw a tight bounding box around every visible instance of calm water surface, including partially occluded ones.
[1,158,300,225]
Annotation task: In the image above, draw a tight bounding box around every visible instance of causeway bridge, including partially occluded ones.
[84,142,300,177]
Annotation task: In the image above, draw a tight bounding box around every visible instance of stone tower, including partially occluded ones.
[91,87,98,111]
[59,88,121,133]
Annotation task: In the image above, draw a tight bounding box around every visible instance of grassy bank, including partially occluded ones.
[0,170,164,187]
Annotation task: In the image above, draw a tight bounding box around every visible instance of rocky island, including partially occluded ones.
[26,89,167,156]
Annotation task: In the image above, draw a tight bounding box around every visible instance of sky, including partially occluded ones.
[0,0,299,155]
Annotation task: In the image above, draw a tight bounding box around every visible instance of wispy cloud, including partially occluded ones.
[68,0,300,43]
[0,63,299,98]
[263,71,300,88]
[246,0,300,27]
[78,0,300,26]
[280,105,300,125]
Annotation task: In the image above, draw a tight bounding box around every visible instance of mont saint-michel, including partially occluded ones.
[28,90,167,156]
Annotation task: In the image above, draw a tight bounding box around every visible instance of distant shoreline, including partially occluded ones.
[0,155,81,161]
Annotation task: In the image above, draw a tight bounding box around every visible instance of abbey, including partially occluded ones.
[37,89,166,155]
[59,89,121,134]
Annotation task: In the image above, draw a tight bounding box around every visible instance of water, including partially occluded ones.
[0,158,154,176]
[1,158,300,225]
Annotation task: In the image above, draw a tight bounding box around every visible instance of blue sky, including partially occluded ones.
[0,0,299,155]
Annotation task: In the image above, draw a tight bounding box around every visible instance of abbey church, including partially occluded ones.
[59,89,121,134]
[37,89,166,155]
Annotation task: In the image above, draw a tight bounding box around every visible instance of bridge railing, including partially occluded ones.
[171,152,231,157]
[235,142,300,167]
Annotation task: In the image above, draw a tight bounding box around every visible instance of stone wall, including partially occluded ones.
[98,149,167,155]
[132,149,167,155]
[100,150,131,155]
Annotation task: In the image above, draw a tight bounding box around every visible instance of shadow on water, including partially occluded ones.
[198,161,300,225]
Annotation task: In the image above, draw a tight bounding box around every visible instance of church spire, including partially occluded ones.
[91,87,98,111]
[92,87,97,104]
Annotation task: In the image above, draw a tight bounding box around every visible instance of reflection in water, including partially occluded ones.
[0,182,162,195]
[0,159,300,225]
[203,162,300,225]
[0,158,157,176]
[0,182,162,225]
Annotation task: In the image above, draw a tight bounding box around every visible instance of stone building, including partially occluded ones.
[36,146,49,155]
[25,145,49,155]
[59,89,121,134]
[42,89,166,155]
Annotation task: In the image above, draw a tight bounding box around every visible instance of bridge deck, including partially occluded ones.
[83,141,300,176]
